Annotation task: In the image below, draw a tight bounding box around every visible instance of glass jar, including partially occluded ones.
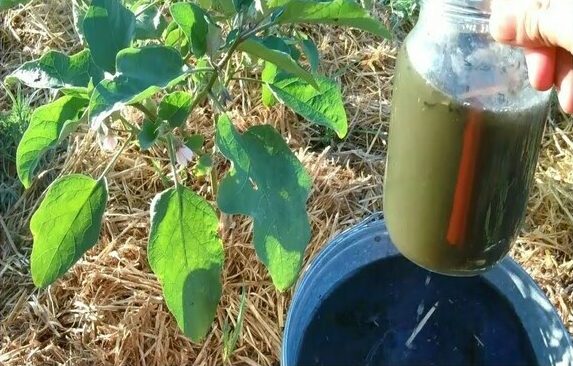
[383,0,551,275]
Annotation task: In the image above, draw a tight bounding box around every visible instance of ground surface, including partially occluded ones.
[1,1,572,365]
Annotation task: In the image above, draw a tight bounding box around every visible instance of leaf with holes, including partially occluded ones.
[6,49,97,92]
[17,96,88,189]
[216,114,311,290]
[237,36,316,88]
[83,0,136,72]
[30,174,108,287]
[88,46,188,129]
[269,74,348,138]
[170,2,209,57]
[275,0,390,38]
[148,186,223,341]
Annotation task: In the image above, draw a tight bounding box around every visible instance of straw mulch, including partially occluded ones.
[1,1,572,365]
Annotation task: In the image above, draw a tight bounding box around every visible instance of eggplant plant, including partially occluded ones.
[5,0,389,341]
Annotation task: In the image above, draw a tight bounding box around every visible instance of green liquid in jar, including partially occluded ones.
[384,47,548,275]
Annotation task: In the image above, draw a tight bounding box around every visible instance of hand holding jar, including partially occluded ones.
[490,0,573,113]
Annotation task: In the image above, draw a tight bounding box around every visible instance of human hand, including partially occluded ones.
[489,0,573,113]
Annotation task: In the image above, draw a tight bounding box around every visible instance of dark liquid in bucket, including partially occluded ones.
[383,48,547,275]
[296,257,537,366]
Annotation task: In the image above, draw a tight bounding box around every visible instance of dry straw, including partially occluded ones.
[1,1,572,365]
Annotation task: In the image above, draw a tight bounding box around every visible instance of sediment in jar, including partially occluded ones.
[383,47,548,275]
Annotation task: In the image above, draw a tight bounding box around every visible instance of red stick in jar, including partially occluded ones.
[447,108,483,246]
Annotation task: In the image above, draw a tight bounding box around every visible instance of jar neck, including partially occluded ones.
[418,0,491,33]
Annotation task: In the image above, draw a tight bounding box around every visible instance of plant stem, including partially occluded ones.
[98,135,132,181]
[181,16,278,197]
[118,115,140,133]
[134,0,162,17]
[224,58,234,85]
[187,12,269,112]
[231,76,264,84]
[210,160,219,197]
[133,102,157,121]
[239,19,277,41]
[150,158,172,188]
[208,91,226,113]
[205,91,224,198]
[188,67,216,74]
[218,20,247,69]
[166,133,181,188]
[189,70,220,112]
[187,39,239,111]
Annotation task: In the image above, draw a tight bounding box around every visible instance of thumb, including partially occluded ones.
[490,0,573,54]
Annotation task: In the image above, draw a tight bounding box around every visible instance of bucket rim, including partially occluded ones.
[281,213,573,366]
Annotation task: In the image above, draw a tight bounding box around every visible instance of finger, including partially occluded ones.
[489,0,517,43]
[524,47,556,90]
[554,48,573,114]
[490,0,573,54]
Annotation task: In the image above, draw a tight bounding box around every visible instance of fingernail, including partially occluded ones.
[489,0,517,42]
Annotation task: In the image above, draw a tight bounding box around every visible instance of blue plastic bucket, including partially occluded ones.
[282,214,573,366]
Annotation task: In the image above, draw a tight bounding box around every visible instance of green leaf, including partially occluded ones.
[193,57,224,96]
[89,46,187,129]
[266,0,289,8]
[198,0,212,9]
[83,0,136,72]
[134,4,168,40]
[72,0,89,42]
[212,0,236,16]
[261,62,278,107]
[138,118,159,150]
[258,37,298,107]
[185,134,205,154]
[269,74,348,138]
[232,0,253,11]
[158,91,192,128]
[276,0,390,38]
[148,186,223,341]
[170,3,209,57]
[216,114,312,290]
[206,22,222,57]
[17,96,88,189]
[194,154,212,177]
[237,36,317,88]
[0,0,29,10]
[301,38,320,73]
[222,288,247,362]
[30,174,108,287]
[61,88,91,99]
[89,60,106,86]
[163,21,190,56]
[6,49,94,91]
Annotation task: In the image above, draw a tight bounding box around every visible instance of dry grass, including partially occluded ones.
[1,1,572,365]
